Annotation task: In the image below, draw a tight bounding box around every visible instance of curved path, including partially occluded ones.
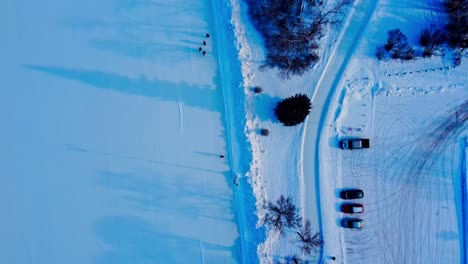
[301,0,377,261]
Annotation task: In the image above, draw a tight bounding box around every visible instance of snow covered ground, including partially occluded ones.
[229,0,467,262]
[1,0,466,263]
[0,0,251,263]
[317,0,468,263]
[228,0,354,262]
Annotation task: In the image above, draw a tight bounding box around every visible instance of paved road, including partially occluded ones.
[301,0,377,261]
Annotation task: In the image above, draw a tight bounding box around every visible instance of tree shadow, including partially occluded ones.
[95,169,240,263]
[253,93,282,123]
[89,39,197,61]
[95,216,235,264]
[24,65,222,112]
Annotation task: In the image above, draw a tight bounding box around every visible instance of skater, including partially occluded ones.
[203,40,207,46]
[198,47,202,52]
[331,256,336,261]
[206,33,210,38]
[219,155,224,158]
[202,51,206,56]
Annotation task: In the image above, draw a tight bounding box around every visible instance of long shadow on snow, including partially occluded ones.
[95,216,234,264]
[24,65,222,112]
[95,169,239,263]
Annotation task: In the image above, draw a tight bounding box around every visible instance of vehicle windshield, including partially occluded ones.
[353,207,363,213]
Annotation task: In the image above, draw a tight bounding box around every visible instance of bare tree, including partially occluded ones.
[313,0,351,26]
[384,29,408,51]
[245,0,351,78]
[377,29,415,60]
[263,195,302,235]
[295,219,323,255]
[444,0,467,48]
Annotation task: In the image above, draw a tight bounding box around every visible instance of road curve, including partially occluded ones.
[300,0,378,261]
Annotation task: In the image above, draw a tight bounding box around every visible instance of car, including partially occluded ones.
[341,218,364,229]
[341,203,364,214]
[340,189,364,200]
[339,138,370,150]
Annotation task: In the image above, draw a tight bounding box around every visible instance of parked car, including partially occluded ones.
[340,189,364,200]
[341,203,364,214]
[341,218,364,229]
[339,138,370,150]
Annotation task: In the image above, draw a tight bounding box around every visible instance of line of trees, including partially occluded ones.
[377,0,466,61]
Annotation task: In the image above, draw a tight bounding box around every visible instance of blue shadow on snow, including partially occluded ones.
[24,65,222,112]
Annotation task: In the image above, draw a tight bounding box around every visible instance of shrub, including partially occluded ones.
[263,195,302,235]
[259,128,270,136]
[253,86,263,93]
[274,94,312,126]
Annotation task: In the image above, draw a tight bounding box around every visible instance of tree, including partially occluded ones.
[419,28,446,48]
[444,0,467,48]
[263,195,302,235]
[384,29,408,51]
[419,27,447,57]
[246,0,350,78]
[378,29,415,60]
[274,94,312,126]
[295,219,323,255]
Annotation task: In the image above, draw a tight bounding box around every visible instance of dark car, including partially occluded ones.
[339,138,370,150]
[341,203,364,214]
[341,218,364,229]
[340,189,364,200]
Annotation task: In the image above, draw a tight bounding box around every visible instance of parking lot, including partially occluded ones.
[321,93,467,263]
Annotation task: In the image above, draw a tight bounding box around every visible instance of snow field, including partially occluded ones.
[0,0,245,263]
